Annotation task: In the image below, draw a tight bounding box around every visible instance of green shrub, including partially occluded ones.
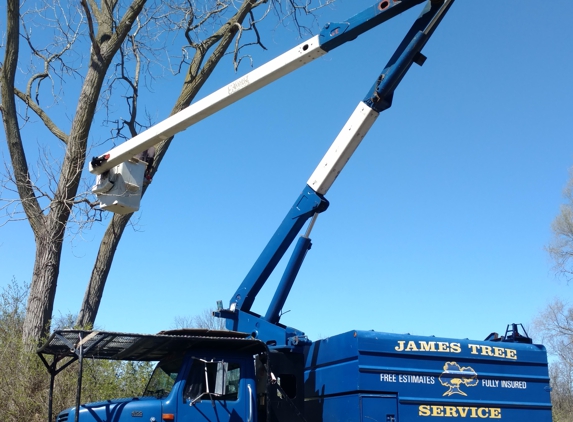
[0,280,153,422]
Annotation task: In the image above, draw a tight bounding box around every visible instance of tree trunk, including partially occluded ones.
[19,0,148,344]
[21,61,109,344]
[76,214,131,327]
[21,224,64,345]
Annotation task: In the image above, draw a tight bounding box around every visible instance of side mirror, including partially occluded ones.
[209,361,228,396]
[188,359,239,404]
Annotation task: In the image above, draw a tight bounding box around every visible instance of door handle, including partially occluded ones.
[247,384,253,422]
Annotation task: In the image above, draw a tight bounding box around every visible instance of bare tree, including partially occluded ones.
[1,0,148,345]
[547,170,573,282]
[0,0,333,345]
[173,309,226,330]
[534,299,573,421]
[549,361,573,422]
[543,170,573,420]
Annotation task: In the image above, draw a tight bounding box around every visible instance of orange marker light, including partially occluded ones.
[162,414,175,421]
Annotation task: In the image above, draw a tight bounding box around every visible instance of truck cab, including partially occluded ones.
[141,349,255,422]
[41,330,283,422]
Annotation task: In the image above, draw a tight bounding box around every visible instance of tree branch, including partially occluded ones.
[107,0,148,59]
[13,88,69,144]
[81,0,104,62]
[0,0,45,236]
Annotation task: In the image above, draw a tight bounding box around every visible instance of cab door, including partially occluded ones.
[178,355,256,422]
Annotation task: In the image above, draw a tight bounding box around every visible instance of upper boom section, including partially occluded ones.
[308,0,454,195]
[319,0,425,52]
[89,0,427,175]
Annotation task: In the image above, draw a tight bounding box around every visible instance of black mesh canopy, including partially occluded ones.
[38,329,265,362]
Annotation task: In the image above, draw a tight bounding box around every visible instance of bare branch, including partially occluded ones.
[80,0,103,61]
[108,0,148,58]
[20,2,85,103]
[187,3,229,35]
[173,309,226,330]
[547,168,573,282]
[0,0,45,235]
[271,0,335,38]
[13,88,69,143]
[232,10,267,71]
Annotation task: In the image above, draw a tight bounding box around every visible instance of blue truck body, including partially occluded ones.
[304,330,551,421]
[49,329,551,422]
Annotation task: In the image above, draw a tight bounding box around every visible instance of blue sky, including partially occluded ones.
[1,0,573,344]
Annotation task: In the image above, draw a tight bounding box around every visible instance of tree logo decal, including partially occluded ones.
[439,362,478,396]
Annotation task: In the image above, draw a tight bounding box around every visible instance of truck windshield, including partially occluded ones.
[143,356,183,399]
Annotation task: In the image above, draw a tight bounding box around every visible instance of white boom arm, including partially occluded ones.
[88,0,443,214]
[307,102,379,195]
[89,36,325,175]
